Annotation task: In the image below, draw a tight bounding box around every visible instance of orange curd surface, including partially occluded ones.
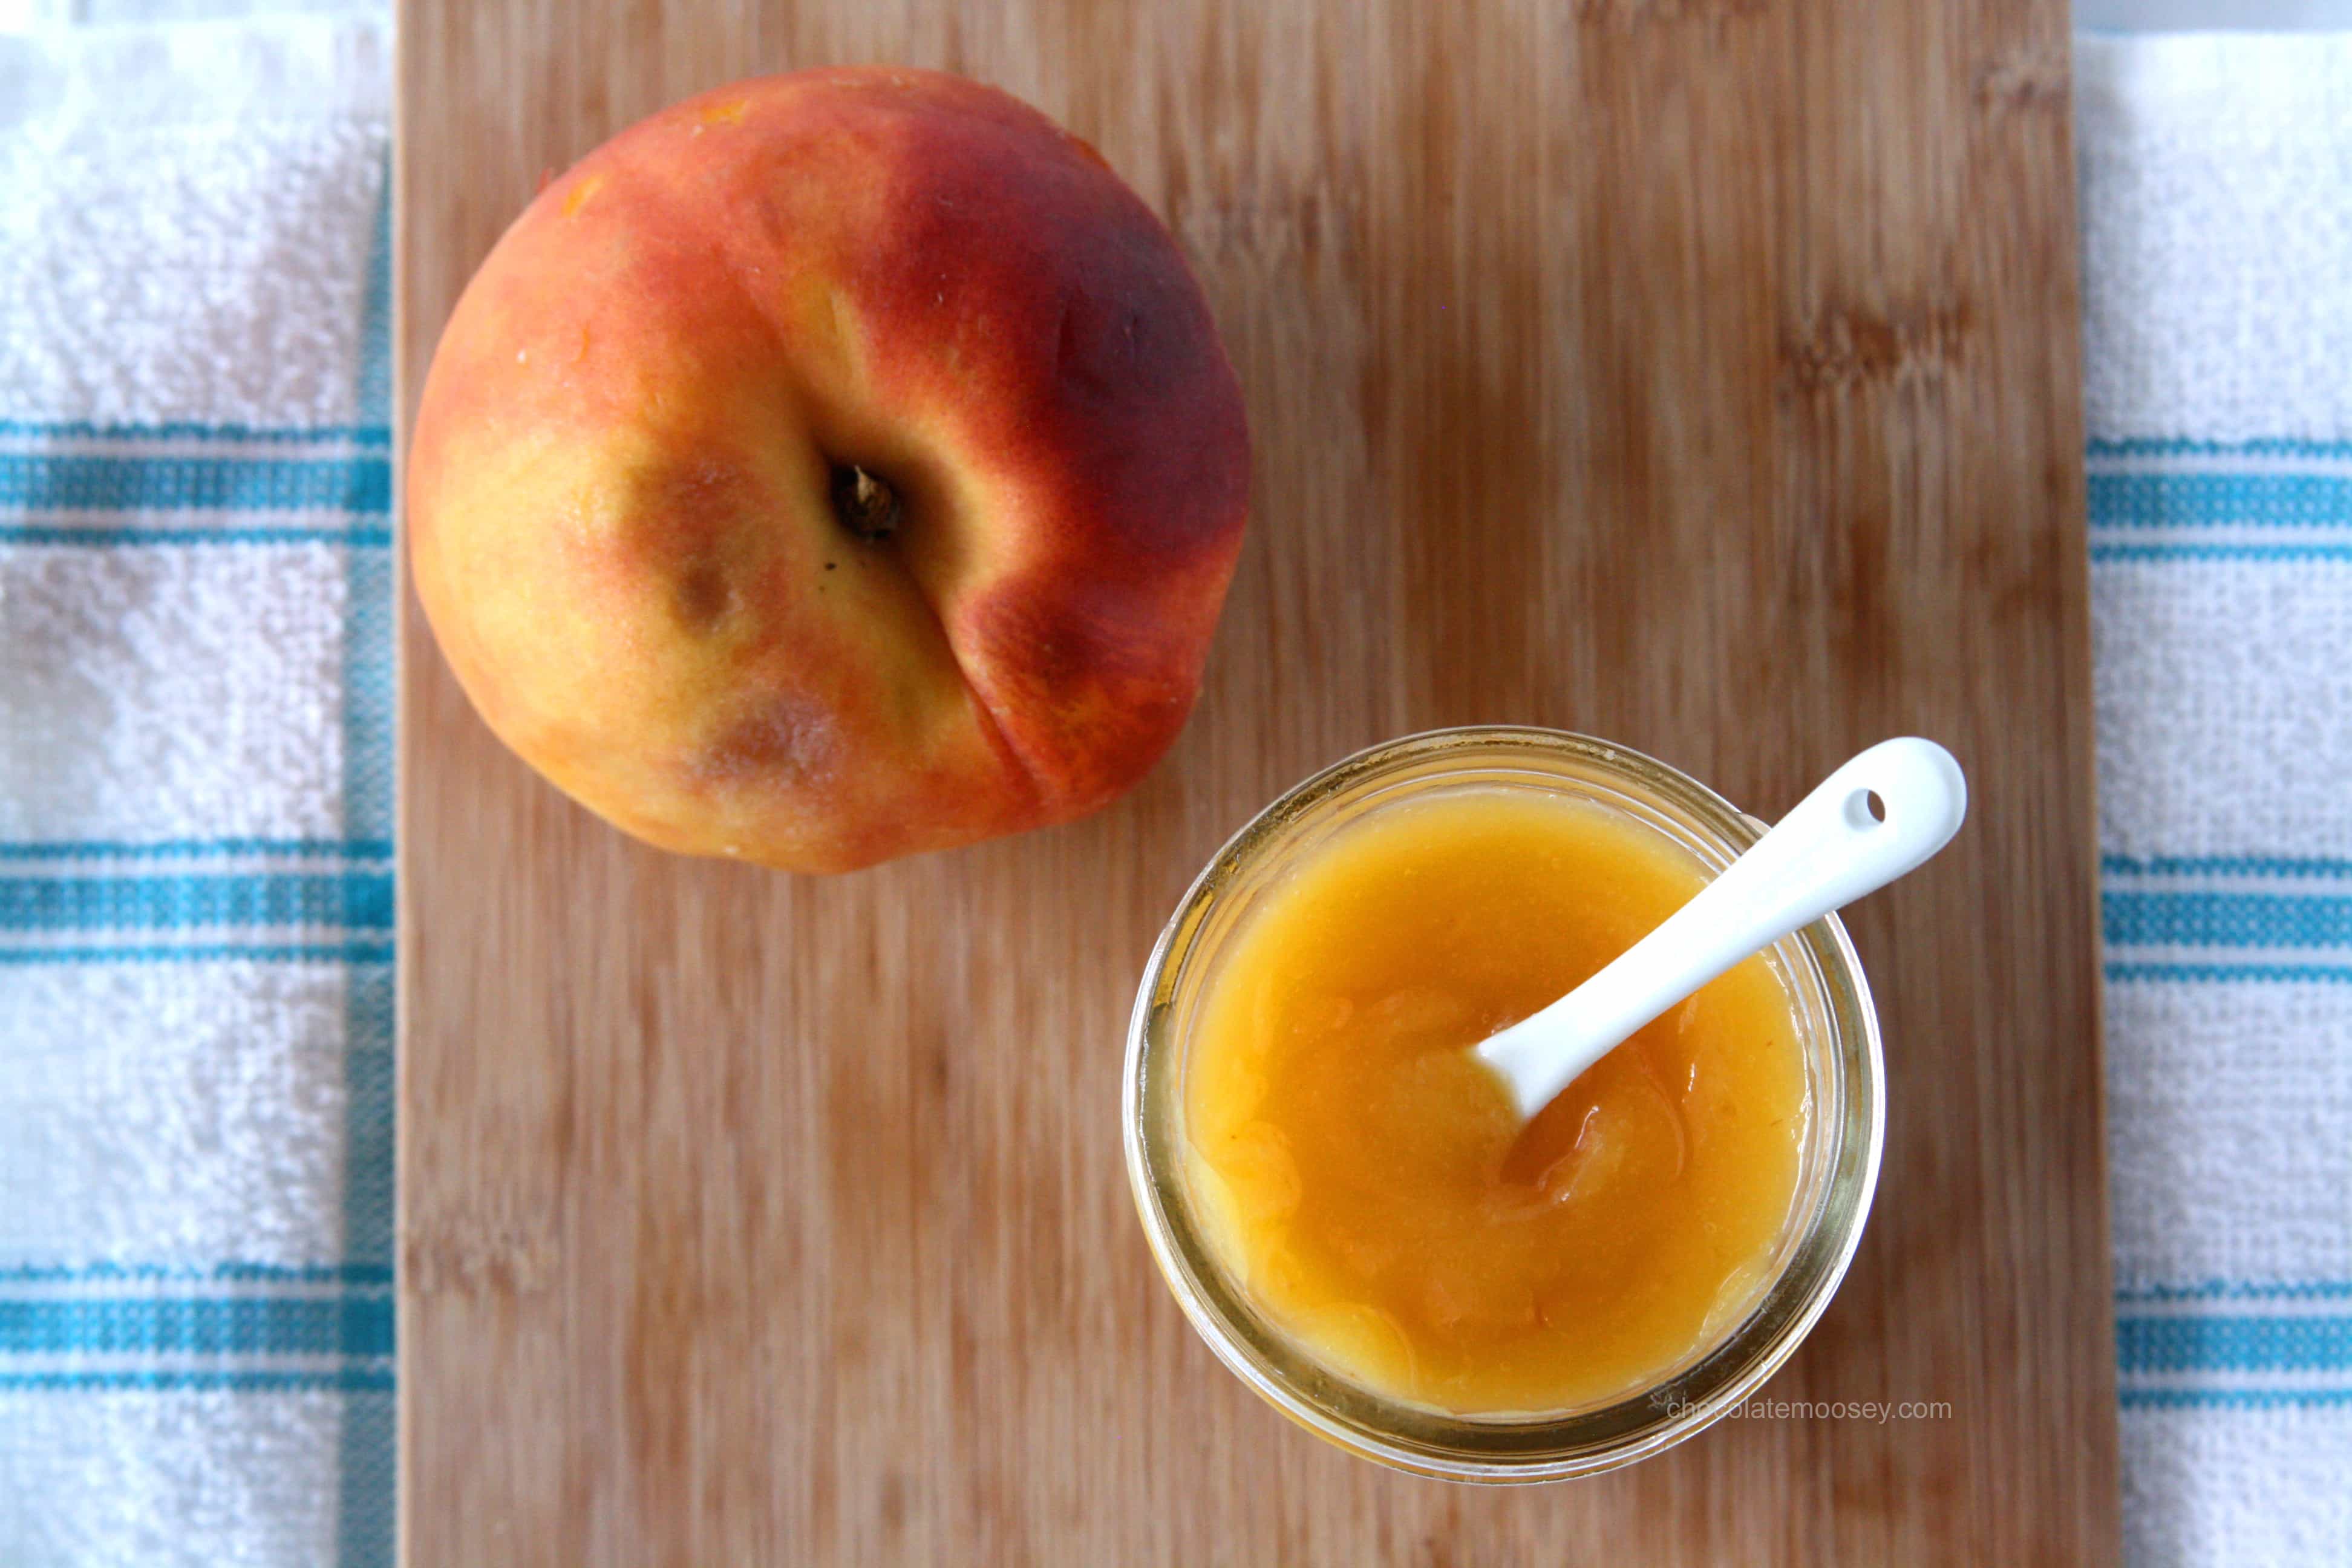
[1181,787,1810,1415]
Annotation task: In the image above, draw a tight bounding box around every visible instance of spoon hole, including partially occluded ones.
[1864,789,1886,823]
[1844,787,1886,830]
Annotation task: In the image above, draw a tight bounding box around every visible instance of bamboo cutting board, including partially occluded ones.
[396,2,2117,1562]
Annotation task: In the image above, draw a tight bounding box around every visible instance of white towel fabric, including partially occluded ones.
[0,15,2347,1567]
[0,10,393,1568]
[2078,31,2352,1568]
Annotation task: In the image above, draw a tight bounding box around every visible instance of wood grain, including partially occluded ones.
[396,1,2118,1562]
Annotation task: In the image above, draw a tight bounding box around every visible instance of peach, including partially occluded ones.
[408,68,1249,872]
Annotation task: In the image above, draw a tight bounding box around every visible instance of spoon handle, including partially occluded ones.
[1475,738,1967,1120]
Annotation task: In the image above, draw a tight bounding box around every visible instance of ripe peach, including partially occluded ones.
[408,68,1249,872]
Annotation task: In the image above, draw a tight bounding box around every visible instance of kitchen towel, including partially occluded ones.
[0,10,394,1567]
[2077,30,2352,1568]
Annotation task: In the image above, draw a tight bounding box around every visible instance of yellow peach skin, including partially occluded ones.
[408,68,1250,871]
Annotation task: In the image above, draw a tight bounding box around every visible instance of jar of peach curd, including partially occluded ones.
[1122,727,1884,1480]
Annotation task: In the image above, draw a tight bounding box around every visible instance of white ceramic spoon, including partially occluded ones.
[1472,738,1968,1122]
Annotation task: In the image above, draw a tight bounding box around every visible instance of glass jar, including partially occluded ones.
[1122,727,1884,1481]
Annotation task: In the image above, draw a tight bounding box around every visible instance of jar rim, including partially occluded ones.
[1122,726,1886,1481]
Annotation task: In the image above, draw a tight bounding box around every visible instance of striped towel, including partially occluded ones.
[0,11,395,1567]
[2079,32,2352,1568]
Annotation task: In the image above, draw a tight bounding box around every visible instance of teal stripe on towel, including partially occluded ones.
[0,1370,395,1393]
[0,1298,394,1359]
[2091,542,2352,563]
[0,453,390,514]
[0,524,391,547]
[2117,1315,2352,1374]
[0,838,393,863]
[0,1263,393,1285]
[2104,890,2352,948]
[0,941,393,967]
[2106,962,2352,984]
[0,873,393,933]
[2088,472,2352,529]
